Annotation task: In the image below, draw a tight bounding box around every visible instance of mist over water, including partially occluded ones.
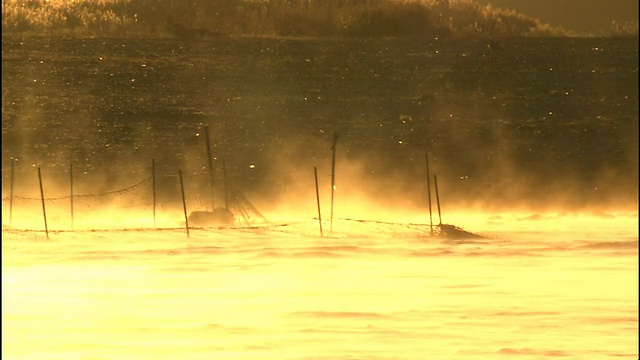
[2,212,638,359]
[2,31,638,359]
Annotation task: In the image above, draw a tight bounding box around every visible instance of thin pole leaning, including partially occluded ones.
[179,169,190,238]
[203,123,216,211]
[38,167,49,239]
[425,153,433,233]
[433,174,443,226]
[152,158,156,228]
[330,132,338,232]
[69,163,74,229]
[9,158,15,227]
[314,166,323,237]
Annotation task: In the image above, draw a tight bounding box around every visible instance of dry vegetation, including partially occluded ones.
[2,0,575,38]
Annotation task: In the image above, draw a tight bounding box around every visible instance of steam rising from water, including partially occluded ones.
[2,210,637,359]
[3,37,637,216]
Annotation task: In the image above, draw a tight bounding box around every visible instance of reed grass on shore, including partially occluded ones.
[2,0,579,38]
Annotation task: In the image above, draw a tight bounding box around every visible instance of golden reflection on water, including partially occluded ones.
[2,210,638,359]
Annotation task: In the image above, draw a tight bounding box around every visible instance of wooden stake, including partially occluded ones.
[69,163,74,229]
[314,166,323,237]
[203,123,216,211]
[425,153,433,233]
[152,158,156,228]
[330,132,338,232]
[433,174,443,226]
[38,167,49,239]
[179,169,190,238]
[9,158,14,227]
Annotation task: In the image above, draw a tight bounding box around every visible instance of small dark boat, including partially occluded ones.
[435,224,483,240]
[183,123,266,229]
[425,153,483,240]
[188,208,235,227]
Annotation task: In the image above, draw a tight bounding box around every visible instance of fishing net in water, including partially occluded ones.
[1,171,267,231]
[222,218,482,240]
[2,170,482,239]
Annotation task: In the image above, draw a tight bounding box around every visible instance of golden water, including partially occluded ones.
[2,211,637,359]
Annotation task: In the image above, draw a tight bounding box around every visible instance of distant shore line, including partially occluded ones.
[1,33,638,42]
[2,0,573,39]
[4,0,638,39]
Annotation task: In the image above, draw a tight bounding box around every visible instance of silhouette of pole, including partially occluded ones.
[314,166,323,237]
[69,163,74,229]
[433,174,443,226]
[152,158,156,228]
[425,153,434,234]
[179,169,190,238]
[203,124,216,211]
[330,132,338,232]
[9,159,14,227]
[38,167,49,240]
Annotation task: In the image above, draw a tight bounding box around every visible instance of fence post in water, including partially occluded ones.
[330,132,338,233]
[178,169,190,238]
[203,123,216,211]
[152,158,156,228]
[38,167,49,239]
[425,153,434,234]
[433,174,443,226]
[9,158,15,227]
[69,163,74,229]
[314,166,323,237]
